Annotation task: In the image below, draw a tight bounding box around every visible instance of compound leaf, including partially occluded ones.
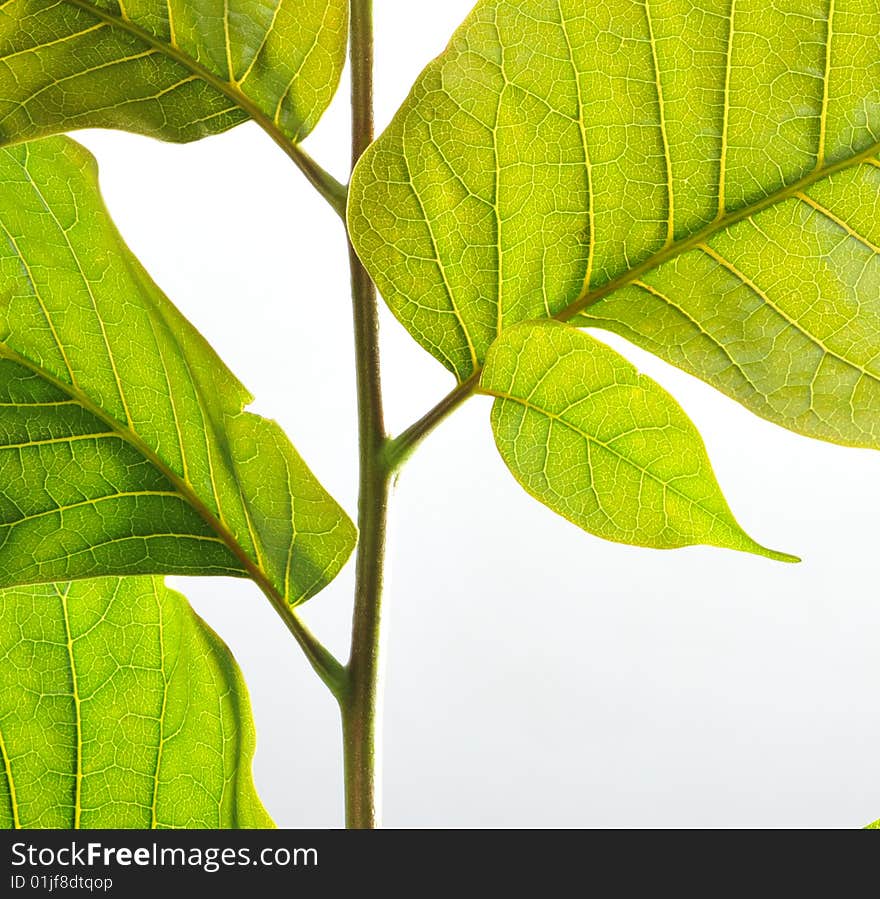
[0,136,355,604]
[0,576,273,828]
[481,321,795,561]
[349,0,880,448]
[0,0,347,146]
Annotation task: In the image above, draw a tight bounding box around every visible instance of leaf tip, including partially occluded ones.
[725,516,799,564]
[725,528,799,563]
[755,544,801,565]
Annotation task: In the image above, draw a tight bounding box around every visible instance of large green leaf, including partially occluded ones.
[0,576,272,828]
[0,136,355,603]
[481,321,795,561]
[0,0,347,147]
[349,0,880,447]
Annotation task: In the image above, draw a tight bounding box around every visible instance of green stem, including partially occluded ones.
[341,0,389,830]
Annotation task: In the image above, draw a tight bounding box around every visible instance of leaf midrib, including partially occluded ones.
[483,386,746,541]
[560,141,880,325]
[57,584,82,829]
[0,341,286,607]
[458,141,880,401]
[58,0,346,211]
[0,724,20,829]
[150,578,170,830]
[62,0,283,139]
[444,142,880,392]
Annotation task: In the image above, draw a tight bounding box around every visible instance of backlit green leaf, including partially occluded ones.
[349,0,880,448]
[481,321,795,561]
[0,0,347,145]
[0,576,272,828]
[0,136,356,603]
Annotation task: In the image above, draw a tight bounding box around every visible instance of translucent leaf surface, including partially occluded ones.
[349,0,880,447]
[0,576,273,828]
[0,137,355,604]
[481,321,795,560]
[0,0,347,145]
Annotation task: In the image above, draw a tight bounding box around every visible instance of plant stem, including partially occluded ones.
[341,0,389,830]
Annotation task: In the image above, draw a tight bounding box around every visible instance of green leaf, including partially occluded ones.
[349,0,880,448]
[868,818,880,829]
[0,0,347,146]
[0,576,273,828]
[0,136,356,604]
[481,321,795,561]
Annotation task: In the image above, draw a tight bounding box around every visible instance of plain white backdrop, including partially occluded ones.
[74,1,880,828]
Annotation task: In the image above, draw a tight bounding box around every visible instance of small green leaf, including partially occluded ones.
[0,576,272,828]
[349,0,880,449]
[480,321,795,562]
[0,0,347,146]
[0,136,355,603]
[867,818,880,829]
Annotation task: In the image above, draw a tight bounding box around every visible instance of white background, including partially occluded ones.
[76,1,880,828]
